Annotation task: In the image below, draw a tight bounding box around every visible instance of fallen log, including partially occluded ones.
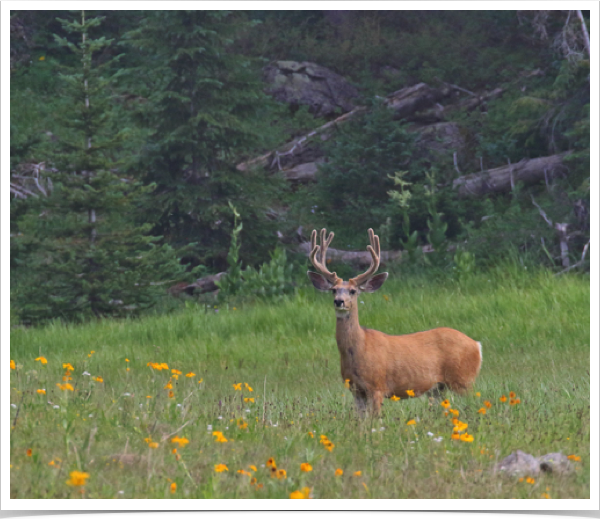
[297,241,403,269]
[453,152,572,197]
[171,272,226,296]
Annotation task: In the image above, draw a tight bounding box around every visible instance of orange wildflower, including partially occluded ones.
[66,470,89,487]
[406,389,415,397]
[93,376,103,383]
[214,463,228,473]
[56,383,74,391]
[307,432,314,438]
[277,469,287,479]
[290,487,311,499]
[35,357,48,365]
[509,398,520,405]
[237,469,252,476]
[168,390,174,398]
[10,360,16,370]
[26,448,32,457]
[171,436,189,448]
[300,463,313,472]
[344,379,351,389]
[499,395,507,403]
[567,455,581,461]
[353,471,362,477]
[477,407,487,414]
[335,468,344,476]
[323,440,335,452]
[459,433,474,442]
[509,391,516,398]
[233,383,242,391]
[186,372,195,378]
[441,399,451,409]
[406,419,417,425]
[244,397,254,403]
[484,400,492,408]
[148,442,159,449]
[390,395,401,401]
[170,482,177,494]
[249,465,257,472]
[37,389,46,395]
[266,457,277,469]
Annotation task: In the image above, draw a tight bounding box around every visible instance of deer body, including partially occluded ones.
[308,228,481,415]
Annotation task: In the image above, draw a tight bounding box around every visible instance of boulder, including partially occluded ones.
[537,452,574,475]
[263,61,359,118]
[494,450,540,477]
[414,122,467,164]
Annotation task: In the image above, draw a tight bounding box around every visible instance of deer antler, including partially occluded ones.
[309,228,339,284]
[350,228,381,287]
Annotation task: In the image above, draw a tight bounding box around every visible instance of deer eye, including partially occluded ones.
[350,289,357,296]
[331,289,337,295]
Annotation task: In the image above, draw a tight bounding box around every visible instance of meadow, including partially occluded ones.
[9,265,590,499]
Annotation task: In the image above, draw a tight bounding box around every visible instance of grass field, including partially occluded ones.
[9,265,590,499]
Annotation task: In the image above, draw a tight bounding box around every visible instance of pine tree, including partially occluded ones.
[11,11,185,323]
[122,11,280,271]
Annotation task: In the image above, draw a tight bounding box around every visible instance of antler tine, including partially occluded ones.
[308,228,338,283]
[350,228,382,286]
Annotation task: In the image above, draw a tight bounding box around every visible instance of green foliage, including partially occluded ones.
[121,11,281,270]
[215,203,245,301]
[312,100,421,248]
[11,11,186,324]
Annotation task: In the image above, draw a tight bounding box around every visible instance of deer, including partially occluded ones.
[307,228,482,416]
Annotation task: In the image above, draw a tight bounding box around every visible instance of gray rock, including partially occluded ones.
[494,450,540,477]
[537,452,574,475]
[263,61,359,118]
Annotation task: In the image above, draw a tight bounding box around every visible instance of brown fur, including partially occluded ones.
[308,228,481,416]
[315,277,482,415]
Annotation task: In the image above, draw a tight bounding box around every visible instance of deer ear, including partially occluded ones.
[307,271,334,292]
[359,272,388,292]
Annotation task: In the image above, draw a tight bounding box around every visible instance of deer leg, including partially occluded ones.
[353,387,368,418]
[369,391,384,416]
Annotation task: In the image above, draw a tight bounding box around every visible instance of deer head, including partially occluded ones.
[307,228,388,315]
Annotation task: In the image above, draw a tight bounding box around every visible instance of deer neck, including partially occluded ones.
[335,305,365,356]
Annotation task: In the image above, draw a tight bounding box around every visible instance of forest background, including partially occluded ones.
[9,9,591,324]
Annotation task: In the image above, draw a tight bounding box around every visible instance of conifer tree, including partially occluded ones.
[11,11,185,323]
[123,11,280,271]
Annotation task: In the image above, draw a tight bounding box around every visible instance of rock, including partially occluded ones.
[494,450,540,477]
[263,61,359,118]
[414,122,467,164]
[538,453,574,475]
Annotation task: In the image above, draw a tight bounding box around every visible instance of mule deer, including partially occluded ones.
[307,228,482,415]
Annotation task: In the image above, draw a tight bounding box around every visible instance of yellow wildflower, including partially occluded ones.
[170,482,176,494]
[459,433,474,442]
[244,383,253,392]
[277,469,287,479]
[244,397,254,403]
[249,465,257,472]
[148,442,159,449]
[237,469,251,476]
[300,463,313,472]
[160,363,169,370]
[441,399,451,409]
[526,477,535,484]
[475,392,481,397]
[62,363,73,371]
[290,487,311,499]
[406,389,415,397]
[451,432,461,440]
[172,369,182,375]
[93,376,103,383]
[10,360,16,370]
[567,455,581,461]
[214,464,228,473]
[164,380,173,390]
[353,471,362,477]
[36,357,48,365]
[477,407,487,414]
[237,419,248,430]
[509,391,516,398]
[344,379,351,389]
[335,468,343,476]
[484,400,492,408]
[186,372,195,378]
[406,419,417,425]
[266,457,276,469]
[323,440,335,452]
[541,492,551,499]
[233,383,242,391]
[390,395,401,402]
[307,432,314,438]
[213,431,228,443]
[39,56,46,61]
[56,383,74,391]
[66,470,89,487]
[449,409,459,417]
[37,389,46,395]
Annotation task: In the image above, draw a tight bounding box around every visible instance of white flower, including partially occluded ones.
[360,301,365,304]
[53,405,60,409]
[207,425,213,431]
[244,408,251,413]
[118,490,124,495]
[225,427,229,430]
[122,392,131,397]
[433,437,443,442]
[427,431,434,437]
[217,416,222,420]
[380,427,386,431]
[176,404,182,408]
[371,428,377,433]
[11,404,17,409]
[82,371,91,376]
[88,414,94,418]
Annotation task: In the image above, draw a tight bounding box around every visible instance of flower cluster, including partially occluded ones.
[320,434,335,452]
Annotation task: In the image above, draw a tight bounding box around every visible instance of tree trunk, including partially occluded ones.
[453,152,571,197]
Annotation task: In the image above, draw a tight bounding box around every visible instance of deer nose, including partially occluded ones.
[334,299,344,308]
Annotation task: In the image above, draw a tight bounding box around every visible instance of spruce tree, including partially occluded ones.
[11,11,185,323]
[122,11,280,271]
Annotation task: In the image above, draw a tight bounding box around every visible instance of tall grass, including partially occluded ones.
[10,266,589,498]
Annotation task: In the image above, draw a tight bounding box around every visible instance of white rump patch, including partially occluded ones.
[477,341,483,361]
